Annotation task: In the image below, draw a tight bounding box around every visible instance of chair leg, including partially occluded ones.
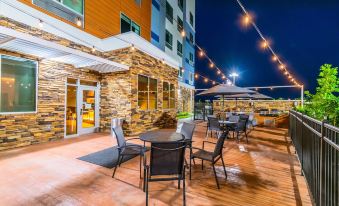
[178,178,180,189]
[212,164,220,189]
[201,160,204,170]
[143,168,146,192]
[236,132,240,143]
[145,174,149,206]
[112,154,122,178]
[221,155,227,180]
[245,132,248,143]
[139,155,142,179]
[183,168,186,206]
[118,154,124,166]
[189,150,192,180]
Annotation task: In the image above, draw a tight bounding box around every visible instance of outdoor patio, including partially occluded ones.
[0,121,311,206]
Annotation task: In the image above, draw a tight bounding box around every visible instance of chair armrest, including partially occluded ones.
[125,137,141,142]
[191,146,202,151]
[202,140,216,149]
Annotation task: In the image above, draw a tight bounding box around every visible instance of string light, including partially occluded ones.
[209,62,214,68]
[217,70,221,75]
[236,0,302,86]
[199,50,204,57]
[204,78,208,83]
[194,74,198,78]
[38,19,43,28]
[76,18,82,27]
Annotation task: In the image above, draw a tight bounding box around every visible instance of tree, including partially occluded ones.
[302,64,339,126]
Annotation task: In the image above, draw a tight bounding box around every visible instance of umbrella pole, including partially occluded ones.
[222,95,225,112]
[236,98,238,112]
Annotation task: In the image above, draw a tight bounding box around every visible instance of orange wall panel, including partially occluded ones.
[18,0,152,40]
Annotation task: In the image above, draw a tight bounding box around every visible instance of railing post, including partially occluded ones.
[301,113,304,176]
[319,120,326,206]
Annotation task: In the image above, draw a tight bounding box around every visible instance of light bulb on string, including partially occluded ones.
[194,74,198,79]
[199,50,204,57]
[204,78,208,83]
[272,55,278,62]
[212,81,216,85]
[279,64,285,70]
[222,75,226,79]
[76,18,82,27]
[38,19,43,28]
[217,70,221,75]
[209,62,214,68]
[260,40,269,49]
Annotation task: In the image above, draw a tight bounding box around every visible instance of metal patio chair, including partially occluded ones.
[180,122,196,178]
[111,125,146,178]
[206,117,223,138]
[144,142,187,206]
[190,130,229,189]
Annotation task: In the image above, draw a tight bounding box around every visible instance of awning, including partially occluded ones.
[0,26,129,73]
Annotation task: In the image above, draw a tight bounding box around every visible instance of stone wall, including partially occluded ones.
[213,99,300,112]
[0,17,179,150]
[101,48,179,135]
[0,50,100,151]
[178,86,194,113]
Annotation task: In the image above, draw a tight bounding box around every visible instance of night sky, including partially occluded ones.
[195,0,339,99]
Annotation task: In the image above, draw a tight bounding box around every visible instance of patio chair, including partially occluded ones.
[190,130,229,189]
[247,113,255,128]
[111,125,146,178]
[206,117,223,139]
[180,122,196,178]
[234,119,249,143]
[144,142,187,206]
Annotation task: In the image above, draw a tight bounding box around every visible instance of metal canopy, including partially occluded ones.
[0,27,129,73]
[197,84,256,96]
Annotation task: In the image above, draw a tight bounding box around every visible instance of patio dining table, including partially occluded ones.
[139,129,184,143]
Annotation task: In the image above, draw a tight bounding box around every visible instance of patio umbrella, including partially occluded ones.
[216,92,273,110]
[197,84,255,111]
[250,93,273,100]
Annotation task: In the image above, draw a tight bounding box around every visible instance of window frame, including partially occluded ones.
[177,41,183,57]
[178,0,184,11]
[177,16,183,32]
[52,0,84,15]
[165,30,173,50]
[120,13,141,36]
[162,81,175,109]
[189,12,194,27]
[137,74,158,111]
[0,54,38,115]
[166,1,173,23]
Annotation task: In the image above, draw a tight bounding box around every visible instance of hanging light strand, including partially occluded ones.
[235,0,302,87]
[194,72,221,85]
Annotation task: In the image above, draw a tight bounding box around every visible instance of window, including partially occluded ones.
[163,82,175,109]
[190,52,194,62]
[166,1,173,23]
[138,75,157,110]
[189,12,194,27]
[189,32,194,44]
[0,55,37,113]
[189,72,194,82]
[120,13,141,35]
[135,0,142,6]
[177,41,183,57]
[178,0,183,11]
[177,16,183,32]
[165,30,173,50]
[178,67,183,77]
[62,0,83,14]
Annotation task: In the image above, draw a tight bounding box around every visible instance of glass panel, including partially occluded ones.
[149,91,157,110]
[138,91,148,110]
[163,82,169,109]
[138,75,148,91]
[80,80,97,86]
[66,85,77,135]
[132,22,141,35]
[166,1,173,22]
[121,13,131,33]
[62,0,83,14]
[0,55,36,113]
[170,84,175,108]
[82,90,95,128]
[149,78,157,91]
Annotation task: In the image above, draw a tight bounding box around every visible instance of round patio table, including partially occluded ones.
[139,129,184,143]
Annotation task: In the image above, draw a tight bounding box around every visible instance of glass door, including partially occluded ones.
[78,85,99,135]
[66,85,77,136]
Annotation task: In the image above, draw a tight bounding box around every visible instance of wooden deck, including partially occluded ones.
[0,121,311,206]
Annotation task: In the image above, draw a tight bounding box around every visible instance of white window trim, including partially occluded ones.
[0,54,38,115]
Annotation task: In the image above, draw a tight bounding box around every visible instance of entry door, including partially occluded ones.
[78,85,99,135]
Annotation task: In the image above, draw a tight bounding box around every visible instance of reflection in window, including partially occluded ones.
[138,75,157,110]
[163,82,175,109]
[0,55,37,113]
[62,0,84,15]
[121,13,141,35]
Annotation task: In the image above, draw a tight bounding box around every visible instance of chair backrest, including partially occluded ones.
[180,122,195,141]
[111,125,126,148]
[248,113,254,121]
[236,119,247,132]
[150,142,187,176]
[229,115,240,123]
[213,130,228,157]
[239,114,249,121]
[208,117,220,130]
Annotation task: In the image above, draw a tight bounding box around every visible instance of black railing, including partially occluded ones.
[289,110,338,206]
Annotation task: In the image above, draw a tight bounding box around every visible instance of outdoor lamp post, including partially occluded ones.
[229,72,239,85]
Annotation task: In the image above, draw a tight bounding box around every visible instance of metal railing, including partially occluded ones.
[289,110,338,206]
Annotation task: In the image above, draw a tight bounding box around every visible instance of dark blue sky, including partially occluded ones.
[195,0,339,99]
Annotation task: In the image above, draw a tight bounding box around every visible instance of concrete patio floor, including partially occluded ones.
[0,121,311,206]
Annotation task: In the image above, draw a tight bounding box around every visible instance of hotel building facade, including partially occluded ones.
[0,0,194,150]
